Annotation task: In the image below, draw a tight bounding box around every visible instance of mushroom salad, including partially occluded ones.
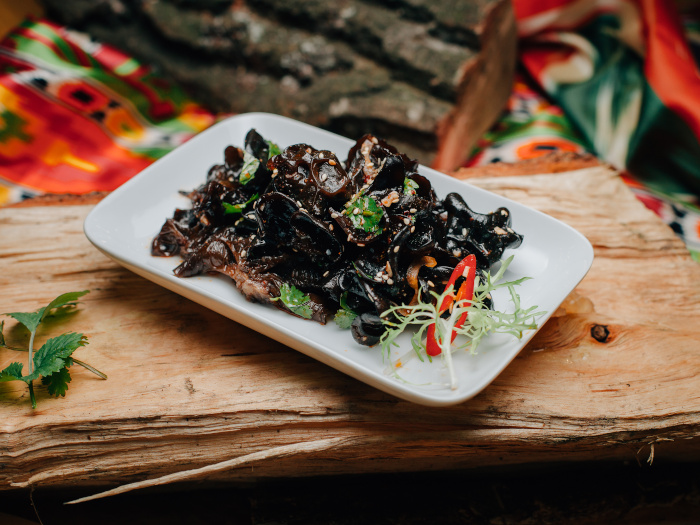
[152,129,525,349]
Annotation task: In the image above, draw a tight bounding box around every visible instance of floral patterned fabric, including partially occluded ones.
[469,0,700,259]
[0,19,216,204]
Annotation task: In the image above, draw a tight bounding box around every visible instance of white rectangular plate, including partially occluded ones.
[84,113,594,406]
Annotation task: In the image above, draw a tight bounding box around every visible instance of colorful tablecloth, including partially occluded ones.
[0,19,215,203]
[2,4,700,259]
[469,0,700,260]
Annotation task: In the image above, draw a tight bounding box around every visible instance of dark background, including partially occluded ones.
[2,460,699,524]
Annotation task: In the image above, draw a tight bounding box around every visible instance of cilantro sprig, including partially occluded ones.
[380,256,545,389]
[334,292,357,329]
[345,195,384,234]
[0,291,106,408]
[273,283,313,319]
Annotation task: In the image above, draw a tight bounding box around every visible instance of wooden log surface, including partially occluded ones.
[1,165,700,492]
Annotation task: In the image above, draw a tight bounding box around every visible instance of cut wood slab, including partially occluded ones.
[1,166,699,492]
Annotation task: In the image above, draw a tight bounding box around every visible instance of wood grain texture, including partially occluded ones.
[1,166,699,492]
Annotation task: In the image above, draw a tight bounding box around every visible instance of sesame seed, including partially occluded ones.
[427,280,435,287]
[296,200,303,208]
[319,152,324,159]
[329,159,336,166]
[387,278,394,285]
[371,137,378,144]
[329,224,334,231]
[240,250,247,258]
[462,228,468,236]
[321,173,328,181]
[403,218,410,225]
[357,243,365,247]
[494,226,507,235]
[323,270,330,277]
[353,208,361,215]
[347,234,352,241]
[385,262,392,277]
[306,147,311,153]
[331,212,339,218]
[409,208,417,213]
[410,226,415,233]
[452,249,462,257]
[393,246,400,253]
[374,277,382,282]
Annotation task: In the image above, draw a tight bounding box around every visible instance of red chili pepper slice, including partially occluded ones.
[426,254,477,356]
[451,263,476,335]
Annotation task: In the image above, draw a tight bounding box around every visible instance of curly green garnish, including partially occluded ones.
[379,256,545,389]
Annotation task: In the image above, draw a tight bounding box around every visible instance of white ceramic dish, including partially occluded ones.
[84,112,594,406]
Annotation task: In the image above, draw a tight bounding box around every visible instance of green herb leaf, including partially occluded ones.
[1,291,100,408]
[223,193,259,215]
[266,140,282,158]
[5,311,42,334]
[41,364,72,397]
[5,290,89,333]
[334,308,356,329]
[240,151,260,185]
[273,283,313,319]
[41,291,90,322]
[0,362,24,382]
[339,291,353,312]
[404,177,419,195]
[26,332,87,383]
[346,196,384,234]
[334,294,357,329]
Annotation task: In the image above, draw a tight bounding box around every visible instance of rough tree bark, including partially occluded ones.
[38,0,516,167]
